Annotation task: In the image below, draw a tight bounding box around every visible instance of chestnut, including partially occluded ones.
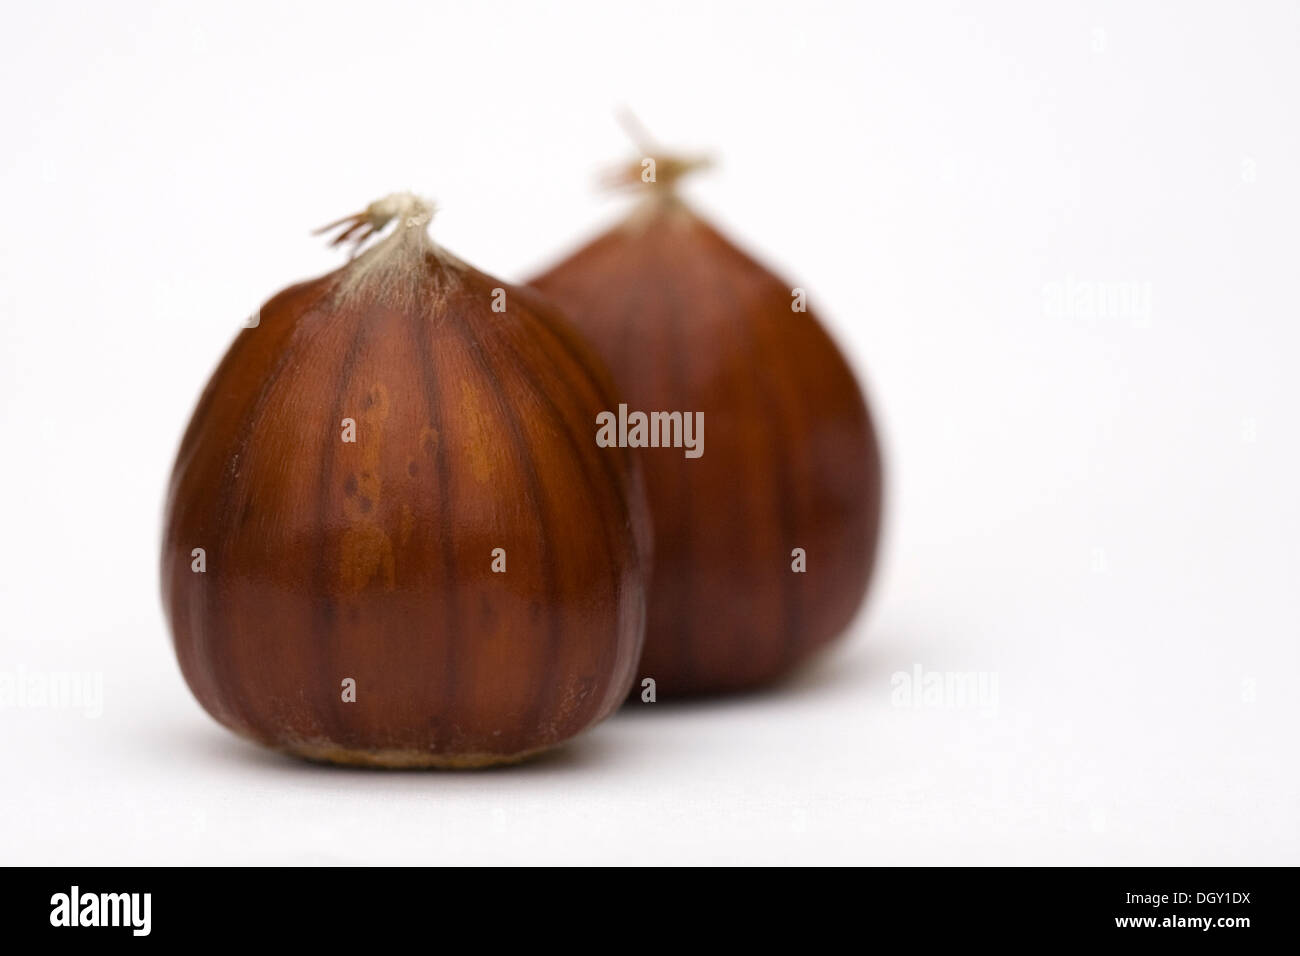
[530,163,883,696]
[162,194,651,767]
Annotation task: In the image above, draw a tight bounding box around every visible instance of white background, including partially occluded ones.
[2,0,1297,865]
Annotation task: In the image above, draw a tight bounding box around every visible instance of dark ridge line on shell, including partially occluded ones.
[657,230,699,687]
[170,279,321,489]
[515,278,656,703]
[173,329,254,477]
[171,292,281,474]
[788,300,879,653]
[520,292,653,704]
[310,300,372,747]
[489,314,629,730]
[201,278,340,738]
[517,281,648,517]
[610,241,646,388]
[165,286,295,560]
[773,286,871,658]
[713,244,805,676]
[704,211,879,663]
[495,291,639,574]
[409,293,462,753]
[447,293,568,749]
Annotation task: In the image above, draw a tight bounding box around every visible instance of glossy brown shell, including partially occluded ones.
[162,248,651,766]
[531,201,882,696]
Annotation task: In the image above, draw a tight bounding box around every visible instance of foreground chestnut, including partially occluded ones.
[530,160,883,697]
[162,194,651,767]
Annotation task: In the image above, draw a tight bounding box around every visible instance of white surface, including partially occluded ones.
[2,0,1298,865]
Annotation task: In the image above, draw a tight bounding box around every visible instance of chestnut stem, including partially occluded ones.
[316,192,435,257]
[606,110,712,195]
